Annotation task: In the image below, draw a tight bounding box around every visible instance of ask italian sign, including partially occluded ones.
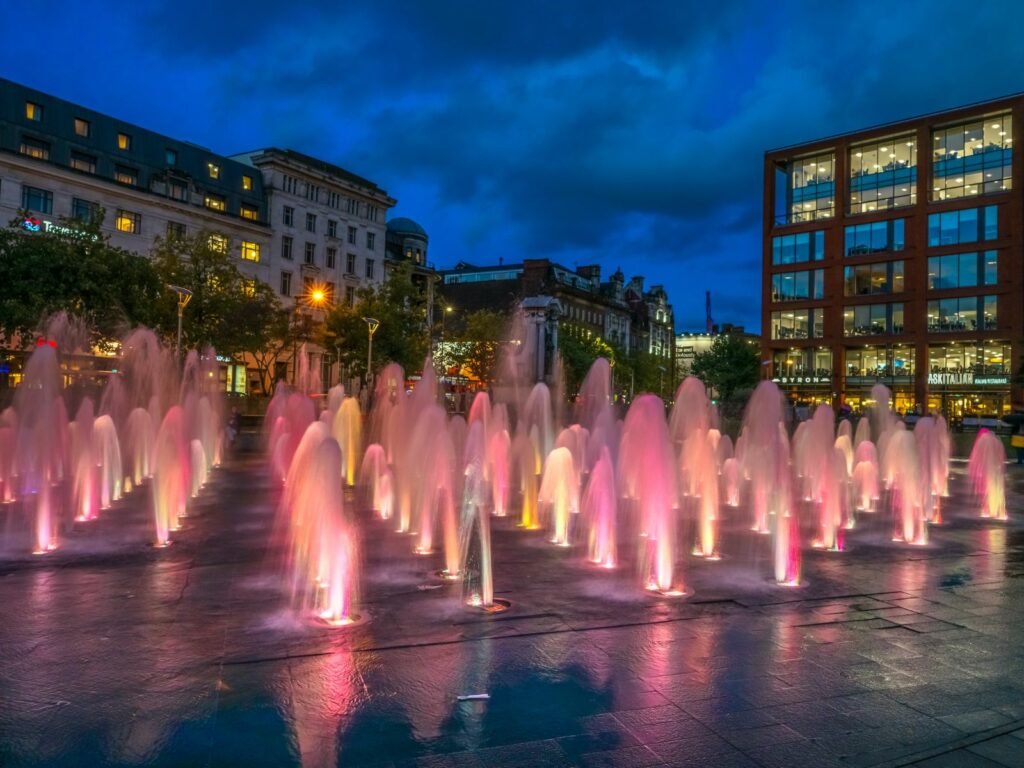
[927,372,1008,385]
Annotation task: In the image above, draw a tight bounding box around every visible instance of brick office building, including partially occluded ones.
[763,95,1023,418]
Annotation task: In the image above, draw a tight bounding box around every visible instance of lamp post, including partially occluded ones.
[167,284,193,354]
[363,316,380,388]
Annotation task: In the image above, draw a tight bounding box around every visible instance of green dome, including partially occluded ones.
[386,217,427,238]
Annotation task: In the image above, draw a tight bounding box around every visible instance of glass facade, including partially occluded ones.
[776,152,835,224]
[845,345,915,380]
[848,135,916,213]
[772,348,832,379]
[927,206,998,246]
[927,251,998,289]
[928,341,1010,375]
[932,114,1012,200]
[771,230,825,264]
[771,308,824,340]
[843,260,904,296]
[842,303,904,336]
[844,219,904,256]
[771,269,824,301]
[927,295,997,332]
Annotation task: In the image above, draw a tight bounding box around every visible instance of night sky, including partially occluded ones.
[7,1,1024,332]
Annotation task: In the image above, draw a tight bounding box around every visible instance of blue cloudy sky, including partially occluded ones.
[5,0,1024,331]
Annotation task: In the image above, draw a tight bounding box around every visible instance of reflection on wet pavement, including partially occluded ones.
[1,458,1022,767]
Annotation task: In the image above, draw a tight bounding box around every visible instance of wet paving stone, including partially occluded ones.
[0,459,1022,767]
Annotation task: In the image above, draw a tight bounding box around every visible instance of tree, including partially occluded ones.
[613,346,669,401]
[323,262,430,381]
[690,334,760,402]
[149,231,283,358]
[0,211,164,349]
[557,326,615,397]
[448,309,507,384]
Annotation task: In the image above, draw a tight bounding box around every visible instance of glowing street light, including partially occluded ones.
[363,317,380,386]
[166,284,193,353]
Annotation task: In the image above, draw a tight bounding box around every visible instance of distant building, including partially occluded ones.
[384,216,437,325]
[676,324,760,376]
[439,259,676,384]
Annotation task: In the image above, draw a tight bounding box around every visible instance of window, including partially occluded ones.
[304,242,315,265]
[326,247,337,269]
[115,210,140,234]
[168,180,188,201]
[207,162,220,179]
[327,219,338,237]
[283,175,299,194]
[242,175,253,191]
[929,341,1010,376]
[366,232,376,250]
[346,286,356,306]
[844,345,915,380]
[932,114,1012,200]
[346,253,356,274]
[280,271,292,296]
[241,241,260,262]
[365,258,375,279]
[240,204,259,221]
[204,194,226,212]
[771,230,825,265]
[167,221,186,240]
[927,206,998,246]
[848,136,916,213]
[208,233,228,253]
[844,219,905,256]
[306,213,316,232]
[347,225,357,244]
[115,166,138,186]
[69,150,96,174]
[775,152,835,225]
[928,251,999,290]
[25,102,42,121]
[74,118,90,137]
[283,206,294,227]
[19,136,50,160]
[306,183,319,202]
[843,261,904,296]
[71,198,98,223]
[242,279,257,297]
[117,133,131,151]
[770,308,824,340]
[165,148,177,166]
[842,303,904,336]
[772,348,833,380]
[347,198,359,215]
[281,236,293,260]
[927,295,997,332]
[771,269,824,301]
[21,186,52,213]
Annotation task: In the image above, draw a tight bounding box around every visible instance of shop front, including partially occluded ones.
[771,347,834,407]
[841,344,916,414]
[925,342,1013,420]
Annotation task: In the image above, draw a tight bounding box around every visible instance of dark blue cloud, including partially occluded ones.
[5,0,1024,332]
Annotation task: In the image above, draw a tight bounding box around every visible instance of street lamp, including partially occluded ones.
[167,284,193,354]
[363,316,380,387]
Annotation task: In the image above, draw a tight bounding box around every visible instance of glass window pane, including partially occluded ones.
[984,251,998,284]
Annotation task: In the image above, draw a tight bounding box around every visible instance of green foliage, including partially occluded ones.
[613,346,671,401]
[323,262,430,380]
[0,211,163,349]
[449,309,507,384]
[149,231,283,358]
[689,334,760,402]
[557,326,615,396]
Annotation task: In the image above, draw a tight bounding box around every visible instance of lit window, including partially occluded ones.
[240,204,259,221]
[242,279,257,297]
[242,175,253,191]
[204,194,226,212]
[74,118,90,137]
[208,233,228,253]
[115,210,140,234]
[69,151,96,174]
[241,241,260,262]
[166,148,177,166]
[932,114,1012,200]
[117,133,131,151]
[207,162,220,179]
[19,136,50,160]
[25,102,42,121]
[115,166,138,185]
